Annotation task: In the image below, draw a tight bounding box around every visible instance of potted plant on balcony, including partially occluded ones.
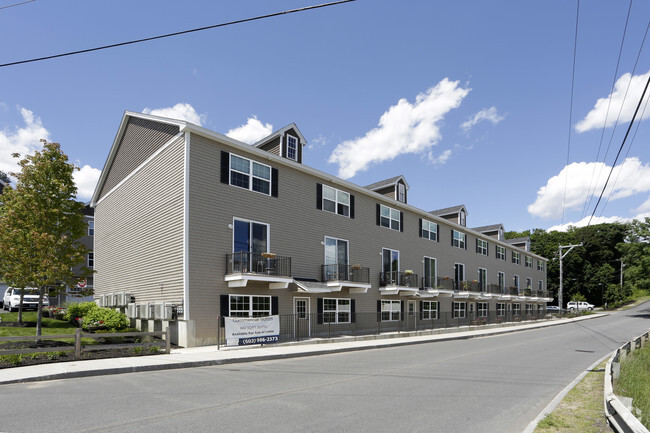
[351,264,361,270]
[261,252,276,259]
[404,269,413,275]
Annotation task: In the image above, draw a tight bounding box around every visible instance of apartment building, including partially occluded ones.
[91,111,549,347]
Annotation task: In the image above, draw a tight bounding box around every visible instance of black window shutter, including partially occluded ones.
[476,238,479,253]
[316,183,323,210]
[400,212,404,232]
[377,299,381,322]
[400,301,405,321]
[351,299,356,323]
[419,301,423,320]
[271,296,279,315]
[271,168,279,197]
[220,151,230,184]
[350,194,355,219]
[486,243,489,256]
[436,224,440,242]
[419,218,423,238]
[317,298,323,324]
[451,230,454,246]
[220,294,229,326]
[464,236,467,250]
[376,204,381,226]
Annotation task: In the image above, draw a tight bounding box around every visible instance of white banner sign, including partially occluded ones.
[224,315,280,346]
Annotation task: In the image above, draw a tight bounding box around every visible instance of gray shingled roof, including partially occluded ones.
[429,204,466,216]
[364,175,406,191]
[506,237,529,244]
[471,223,504,233]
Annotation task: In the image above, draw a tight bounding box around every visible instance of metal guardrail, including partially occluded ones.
[0,327,171,360]
[604,330,650,433]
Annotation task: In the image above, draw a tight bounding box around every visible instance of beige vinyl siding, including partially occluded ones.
[99,117,180,199]
[94,136,185,304]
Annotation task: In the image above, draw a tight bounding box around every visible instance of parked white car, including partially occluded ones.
[2,287,49,312]
[567,301,594,311]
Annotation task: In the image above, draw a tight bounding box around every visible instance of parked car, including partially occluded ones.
[2,287,49,312]
[546,306,560,312]
[567,301,594,311]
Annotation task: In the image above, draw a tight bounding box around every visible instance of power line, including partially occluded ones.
[0,0,356,68]
[587,71,650,226]
[0,0,35,10]
[561,0,581,224]
[579,0,633,220]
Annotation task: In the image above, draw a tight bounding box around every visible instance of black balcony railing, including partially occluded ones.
[226,252,291,277]
[379,271,418,287]
[321,264,370,284]
[436,277,455,291]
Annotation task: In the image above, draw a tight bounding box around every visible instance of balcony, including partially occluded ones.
[497,286,518,300]
[321,264,371,293]
[379,271,419,296]
[225,252,293,289]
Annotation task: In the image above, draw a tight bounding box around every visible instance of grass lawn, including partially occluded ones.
[0,311,96,345]
[534,360,611,433]
[615,342,650,430]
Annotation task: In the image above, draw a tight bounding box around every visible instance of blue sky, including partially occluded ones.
[1,0,649,232]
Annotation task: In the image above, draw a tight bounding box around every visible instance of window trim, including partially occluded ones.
[453,301,466,319]
[322,297,351,324]
[286,134,298,161]
[229,294,272,317]
[476,238,488,255]
[452,230,466,249]
[512,251,521,265]
[379,203,401,231]
[478,302,488,318]
[537,260,544,271]
[423,256,437,289]
[88,251,94,268]
[229,153,272,196]
[525,256,533,268]
[421,300,438,320]
[421,219,438,241]
[88,220,95,236]
[232,217,270,254]
[322,184,351,217]
[513,275,520,290]
[496,245,506,261]
[513,303,521,316]
[478,267,487,291]
[497,303,505,316]
[381,300,401,322]
[498,271,506,292]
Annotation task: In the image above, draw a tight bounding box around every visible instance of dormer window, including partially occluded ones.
[286,134,298,161]
[398,183,406,202]
[459,210,466,227]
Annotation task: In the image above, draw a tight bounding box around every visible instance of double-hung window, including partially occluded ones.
[379,204,401,231]
[323,298,351,324]
[230,154,271,195]
[525,256,533,268]
[229,295,271,317]
[88,220,94,236]
[88,252,94,268]
[537,260,544,271]
[421,219,438,241]
[478,302,488,318]
[496,245,506,261]
[381,300,401,321]
[453,302,466,319]
[322,185,350,217]
[452,230,466,249]
[477,238,488,255]
[525,304,533,315]
[512,251,521,265]
[286,134,298,161]
[497,303,505,316]
[421,301,438,320]
[513,304,521,316]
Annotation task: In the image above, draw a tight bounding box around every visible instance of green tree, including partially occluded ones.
[0,141,90,336]
[618,218,650,293]
[0,170,10,184]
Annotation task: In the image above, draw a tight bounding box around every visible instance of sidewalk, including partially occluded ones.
[0,314,605,385]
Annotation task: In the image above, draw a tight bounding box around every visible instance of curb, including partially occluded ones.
[0,313,607,385]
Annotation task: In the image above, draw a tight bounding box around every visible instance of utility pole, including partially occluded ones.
[558,243,582,310]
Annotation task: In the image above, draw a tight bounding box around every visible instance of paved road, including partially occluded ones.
[1,303,648,433]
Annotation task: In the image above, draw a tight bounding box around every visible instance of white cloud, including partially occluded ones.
[0,107,101,200]
[546,215,631,232]
[142,102,206,126]
[226,116,273,145]
[0,107,50,176]
[427,149,452,165]
[74,164,101,201]
[528,157,650,219]
[635,195,650,214]
[576,70,650,133]
[328,79,470,179]
[460,106,505,133]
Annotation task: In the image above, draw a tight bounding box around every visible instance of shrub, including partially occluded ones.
[64,302,98,323]
[82,307,128,332]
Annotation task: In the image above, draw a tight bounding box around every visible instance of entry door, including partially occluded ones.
[407,300,416,331]
[293,297,310,339]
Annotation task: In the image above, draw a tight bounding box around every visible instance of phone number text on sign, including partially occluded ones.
[239,335,279,345]
[224,316,280,346]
